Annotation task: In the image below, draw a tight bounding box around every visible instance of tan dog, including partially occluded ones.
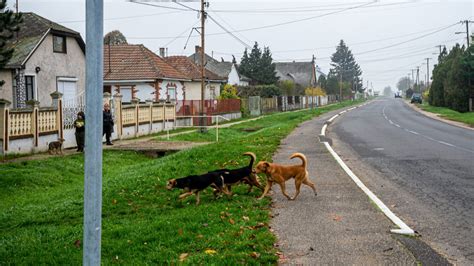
[255,152,317,200]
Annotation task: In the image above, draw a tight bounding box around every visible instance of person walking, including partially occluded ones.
[103,103,114,145]
[74,111,85,152]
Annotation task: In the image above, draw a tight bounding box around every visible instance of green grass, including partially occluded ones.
[418,102,474,127]
[0,100,364,265]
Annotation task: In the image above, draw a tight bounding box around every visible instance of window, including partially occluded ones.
[53,35,67,53]
[167,87,176,101]
[25,75,35,101]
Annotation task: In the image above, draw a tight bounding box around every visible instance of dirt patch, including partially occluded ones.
[109,140,210,157]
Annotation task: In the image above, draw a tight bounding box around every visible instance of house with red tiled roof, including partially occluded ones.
[0,13,85,108]
[103,44,190,102]
[164,56,226,100]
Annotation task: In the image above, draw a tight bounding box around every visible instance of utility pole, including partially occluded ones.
[459,20,473,47]
[84,0,103,264]
[15,0,18,13]
[435,45,444,55]
[416,66,420,93]
[425,58,431,88]
[339,71,342,102]
[411,69,416,90]
[199,0,207,132]
[407,73,410,92]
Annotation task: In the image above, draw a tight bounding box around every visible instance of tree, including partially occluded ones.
[239,42,278,85]
[305,86,326,96]
[396,77,411,93]
[444,44,469,112]
[219,84,239,99]
[330,40,363,92]
[259,46,278,84]
[103,30,128,45]
[318,75,327,91]
[279,80,295,96]
[0,0,22,86]
[239,48,250,78]
[383,86,392,96]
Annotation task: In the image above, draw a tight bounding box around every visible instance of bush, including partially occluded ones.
[237,84,281,98]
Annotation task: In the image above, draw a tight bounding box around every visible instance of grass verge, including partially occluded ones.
[0,100,364,265]
[418,103,474,127]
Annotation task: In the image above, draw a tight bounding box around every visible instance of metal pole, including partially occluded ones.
[200,0,206,132]
[339,71,342,102]
[425,58,430,88]
[84,0,103,265]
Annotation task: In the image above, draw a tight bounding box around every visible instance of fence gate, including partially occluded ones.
[248,96,261,116]
[62,92,85,149]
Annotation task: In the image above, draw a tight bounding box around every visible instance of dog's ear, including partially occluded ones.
[263,162,270,168]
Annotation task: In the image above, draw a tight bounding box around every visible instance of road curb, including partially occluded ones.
[403,100,474,131]
[320,102,416,236]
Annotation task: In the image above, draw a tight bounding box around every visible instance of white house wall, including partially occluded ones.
[227,64,240,85]
[159,80,184,101]
[135,83,154,102]
[184,81,221,100]
[25,34,85,107]
[0,70,13,103]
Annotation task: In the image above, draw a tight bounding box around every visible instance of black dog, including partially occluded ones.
[210,152,264,196]
[166,171,231,205]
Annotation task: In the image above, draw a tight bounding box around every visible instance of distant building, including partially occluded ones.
[188,46,250,86]
[274,59,318,88]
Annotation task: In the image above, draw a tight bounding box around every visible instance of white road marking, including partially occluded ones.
[438,141,454,147]
[328,114,339,123]
[373,148,385,151]
[382,106,474,154]
[321,124,327,136]
[322,102,415,236]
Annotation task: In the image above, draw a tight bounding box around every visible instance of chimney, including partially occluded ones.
[159,47,165,57]
[195,45,201,54]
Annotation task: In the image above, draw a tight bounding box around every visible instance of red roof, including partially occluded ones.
[103,45,188,81]
[164,56,225,81]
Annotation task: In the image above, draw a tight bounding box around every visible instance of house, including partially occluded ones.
[274,60,318,88]
[103,44,189,102]
[164,55,226,100]
[0,12,85,108]
[188,46,250,86]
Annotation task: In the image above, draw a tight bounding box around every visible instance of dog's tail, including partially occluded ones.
[243,152,256,167]
[290,152,307,168]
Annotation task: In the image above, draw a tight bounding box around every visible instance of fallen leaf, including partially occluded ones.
[205,249,217,255]
[332,214,342,222]
[74,240,81,248]
[178,228,183,235]
[197,234,204,239]
[250,252,260,258]
[202,223,209,227]
[229,218,235,225]
[242,216,250,221]
[112,199,117,205]
[179,253,189,261]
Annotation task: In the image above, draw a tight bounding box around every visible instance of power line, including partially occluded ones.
[128,0,192,11]
[207,14,252,49]
[58,10,181,23]
[356,22,460,55]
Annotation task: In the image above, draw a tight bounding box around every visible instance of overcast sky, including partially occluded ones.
[9,0,473,92]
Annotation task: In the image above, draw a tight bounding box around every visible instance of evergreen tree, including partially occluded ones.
[429,47,448,106]
[329,40,363,91]
[259,46,278,84]
[248,42,262,84]
[103,30,128,45]
[239,48,250,80]
[0,0,22,86]
[444,44,469,112]
[318,75,327,91]
[239,42,278,85]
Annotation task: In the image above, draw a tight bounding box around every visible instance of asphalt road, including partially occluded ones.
[330,98,474,265]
